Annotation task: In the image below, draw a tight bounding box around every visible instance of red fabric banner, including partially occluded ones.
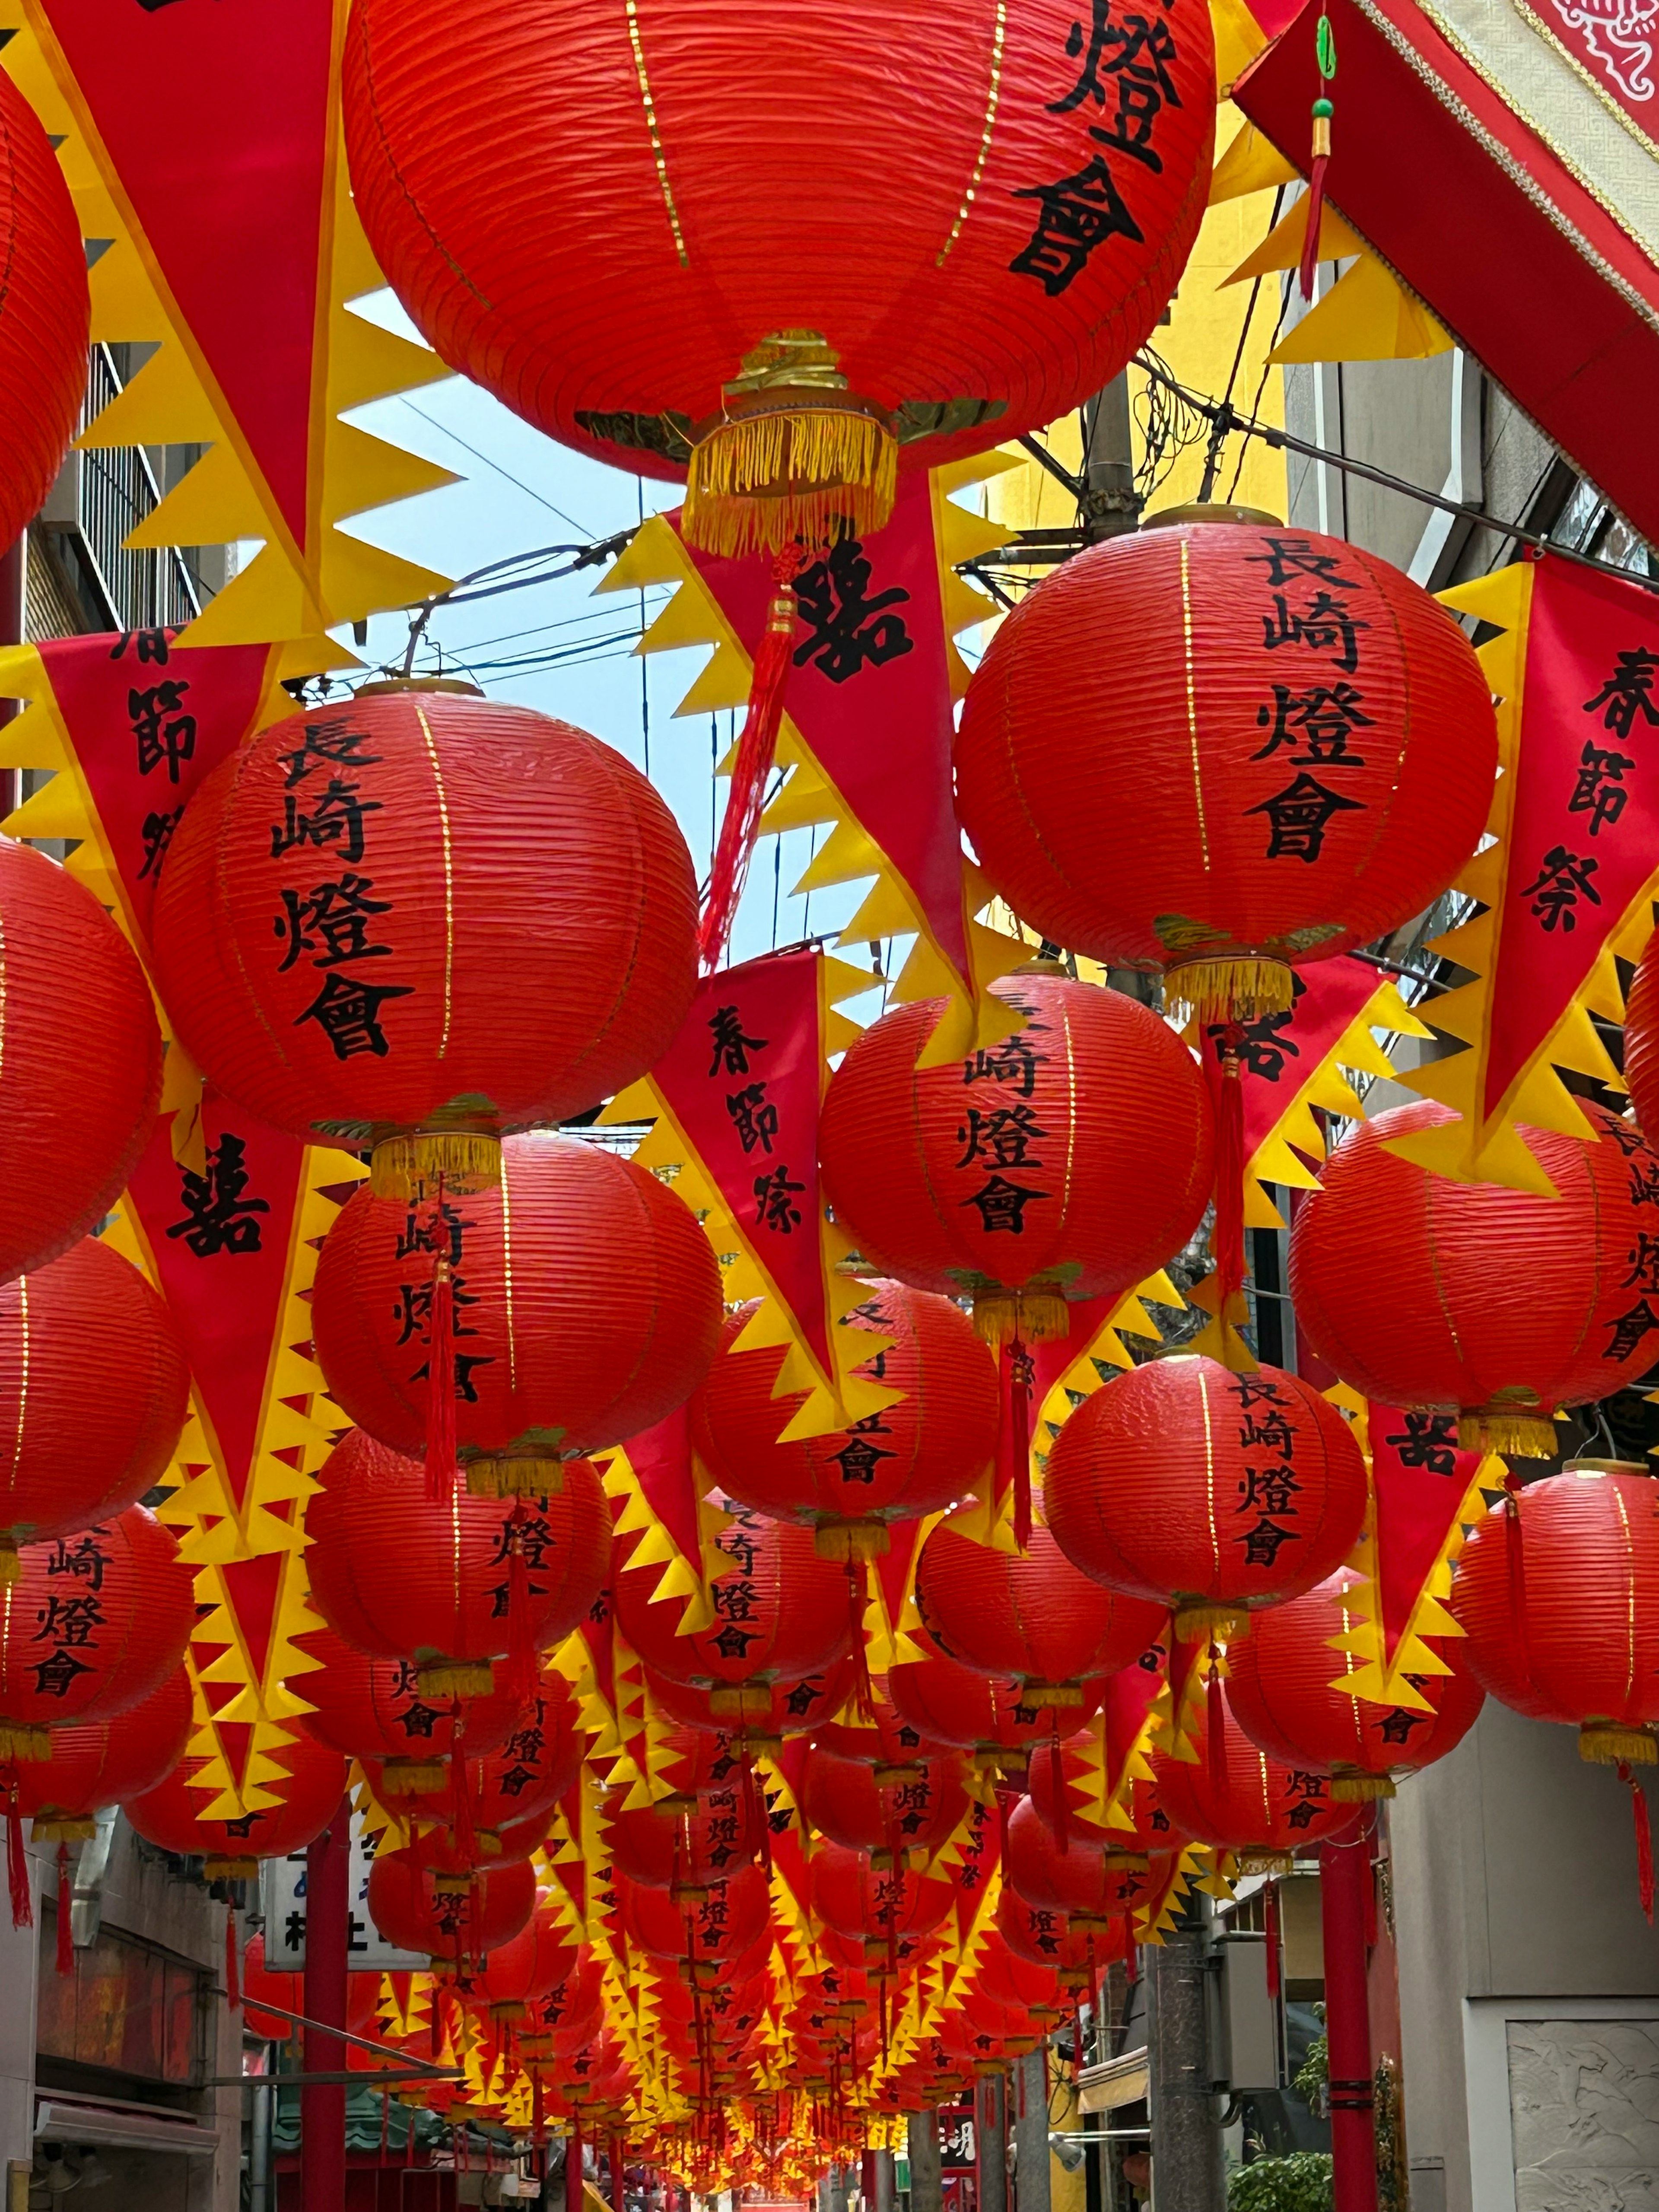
[1201,953,1387,1161]
[1367,1405,1484,1672]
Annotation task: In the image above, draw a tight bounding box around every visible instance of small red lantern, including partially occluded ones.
[472,1891,579,2021]
[606,1783,759,1892]
[124,1735,349,1879]
[149,690,698,1194]
[369,1675,582,1847]
[1225,1566,1484,1797]
[914,1522,1165,1706]
[1451,1462,1659,1764]
[0,1508,195,1758]
[1149,1681,1355,1871]
[313,1134,722,1495]
[1044,1354,1369,1640]
[643,1656,854,1741]
[808,1839,954,1954]
[820,971,1213,1345]
[1026,1731,1177,1866]
[689,1283,998,1559]
[887,1647,1107,1775]
[8,1666,191,1840]
[613,1496,850,1719]
[365,1849,536,1968]
[619,1862,772,1973]
[1291,1100,1659,1456]
[519,1952,608,2054]
[0,1236,190,1567]
[955,519,1497,1024]
[294,1624,525,1789]
[0,842,163,1288]
[1003,1795,1169,1927]
[995,1887,1125,1984]
[305,1430,610,1696]
[799,1745,970,1865]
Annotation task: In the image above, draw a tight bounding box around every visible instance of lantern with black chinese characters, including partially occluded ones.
[313,1133,721,1497]
[1044,1354,1369,1640]
[995,1886,1125,1988]
[605,1783,760,1894]
[1025,1662,1178,1863]
[888,1645,1109,1776]
[367,1674,582,1851]
[7,1666,191,1841]
[124,1735,349,1879]
[149,689,698,1198]
[808,1838,954,1960]
[619,1862,773,1985]
[690,1283,998,1560]
[1290,1100,1659,1456]
[956,518,1497,1025]
[366,1848,537,1969]
[294,1624,525,1792]
[799,1743,970,1866]
[472,1890,580,2022]
[1149,1679,1356,1872]
[643,1656,855,1742]
[1003,1794,1169,1932]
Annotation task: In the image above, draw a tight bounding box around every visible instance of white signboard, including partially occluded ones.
[260,1816,426,1974]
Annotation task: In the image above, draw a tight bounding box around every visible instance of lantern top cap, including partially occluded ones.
[1140,501,1284,530]
[354,676,485,700]
[1563,1456,1653,1477]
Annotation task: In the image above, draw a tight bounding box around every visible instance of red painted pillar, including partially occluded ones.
[568,2124,584,2212]
[301,1793,353,2212]
[1321,1820,1378,2212]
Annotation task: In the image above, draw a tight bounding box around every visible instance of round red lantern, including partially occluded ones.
[0,1235,190,1565]
[305,1430,610,1696]
[1290,1100,1659,1456]
[808,1839,953,1953]
[8,1666,191,1840]
[914,1521,1165,1705]
[1149,1681,1355,1871]
[1044,1354,1369,1639]
[1225,1566,1484,1796]
[472,1891,578,2021]
[613,1497,850,1718]
[125,1736,349,1878]
[799,1744,969,1864]
[820,970,1213,1344]
[644,1656,854,1741]
[313,1134,722,1495]
[1623,929,1659,1142]
[366,1849,536,1967]
[606,1783,759,1893]
[955,519,1497,1024]
[1451,1462,1659,1764]
[519,1952,608,2054]
[619,1862,772,1972]
[294,1624,524,1789]
[887,1648,1107,1774]
[690,1284,998,1558]
[343,0,1214,553]
[0,842,163,1288]
[369,1675,582,1847]
[995,1886,1124,1984]
[1003,1795,1168,1928]
[0,1508,195,1758]
[0,84,89,582]
[1026,1730,1178,1865]
[149,690,697,1195]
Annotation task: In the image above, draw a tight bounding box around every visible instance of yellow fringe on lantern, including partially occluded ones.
[1580,1722,1658,1765]
[1103,1850,1151,1872]
[707,1683,773,1720]
[873,1758,925,1785]
[369,1131,502,1203]
[972,1287,1072,1351]
[30,1815,95,1843]
[489,1999,528,2024]
[431,1873,473,1898]
[1021,1681,1085,1709]
[683,407,898,559]
[1173,1605,1250,1644]
[670,1879,712,1902]
[1239,1849,1296,1877]
[1165,956,1296,1027]
[464,1456,564,1500]
[204,1856,259,1881]
[0,1540,18,1586]
[0,1725,49,1763]
[814,1518,890,1564]
[416,1659,494,1699]
[1332,1772,1397,1802]
[1460,1405,1557,1457]
[381,1757,447,1796]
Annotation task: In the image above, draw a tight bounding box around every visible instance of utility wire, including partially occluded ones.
[395,396,598,536]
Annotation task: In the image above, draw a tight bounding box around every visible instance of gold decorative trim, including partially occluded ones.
[1514,0,1659,165]
[624,0,690,268]
[937,0,1008,267]
[413,705,454,1060]
[1180,539,1212,871]
[7,1278,25,1487]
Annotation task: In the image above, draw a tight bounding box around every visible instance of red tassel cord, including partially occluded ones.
[426,1252,458,1509]
[449,1746,478,1878]
[1208,1024,1249,1328]
[998,1338,1036,1552]
[1621,1761,1655,1923]
[225,1899,240,2008]
[1264,1875,1281,2000]
[56,1847,73,1978]
[6,1791,30,1931]
[845,1560,876,1723]
[699,549,802,971]
[1298,14,1338,300]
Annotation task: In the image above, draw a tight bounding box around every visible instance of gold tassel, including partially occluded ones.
[416,1659,494,1699]
[0,1540,18,1586]
[1332,1772,1396,1801]
[708,1683,773,1720]
[1460,1405,1557,1457]
[1581,1722,1658,1766]
[381,1757,448,1796]
[1173,1604,1250,1644]
[872,1759,925,1786]
[204,1855,259,1881]
[30,1815,95,1843]
[683,407,898,559]
[972,1287,1071,1350]
[0,1725,49,1763]
[1165,955,1296,1027]
[813,1519,890,1564]
[1103,1850,1151,1872]
[489,1999,528,2024]
[369,1131,502,1203]
[1021,1681,1084,1709]
[465,1456,564,1500]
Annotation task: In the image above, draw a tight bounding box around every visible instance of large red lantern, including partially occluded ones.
[0,1236,190,1566]
[1225,1568,1484,1798]
[0,81,89,555]
[820,970,1212,1345]
[955,519,1497,1024]
[606,1784,759,1893]
[305,1430,610,1695]
[1291,1100,1659,1456]
[366,1849,536,1967]
[808,1840,954,1953]
[370,1676,582,1848]
[125,1736,348,1878]
[0,842,163,1288]
[1149,1682,1355,1871]
[149,690,697,1196]
[799,1745,970,1864]
[8,1668,191,1840]
[689,1284,998,1559]
[914,1522,1164,1705]
[613,1497,850,1718]
[313,1134,721,1495]
[887,1647,1106,1774]
[644,1656,854,1742]
[1452,1462,1659,1764]
[343,0,1214,554]
[472,1891,579,2021]
[1003,1795,1167,1927]
[1044,1354,1368,1639]
[294,1625,525,1790]
[619,1863,772,1973]
[0,1509,195,1758]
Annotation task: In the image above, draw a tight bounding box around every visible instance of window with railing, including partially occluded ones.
[60,348,201,633]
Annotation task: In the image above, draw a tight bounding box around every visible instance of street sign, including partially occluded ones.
[260,1816,426,1973]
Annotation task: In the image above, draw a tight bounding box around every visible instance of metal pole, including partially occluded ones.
[1322,1823,1379,2212]
[248,2072,273,2212]
[976,2076,1008,2212]
[907,2111,943,2212]
[299,1793,352,2212]
[1148,1900,1224,2212]
[874,2147,896,2212]
[1013,2053,1050,2212]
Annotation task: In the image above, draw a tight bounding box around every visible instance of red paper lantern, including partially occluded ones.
[644,1657,854,1741]
[305,1430,610,1696]
[294,1624,525,1788]
[1451,1462,1659,1764]
[1290,1099,1659,1457]
[124,1736,349,1878]
[811,1677,945,1774]
[690,1284,998,1557]
[472,1891,579,2020]
[0,1508,195,1757]
[620,1862,772,1971]
[798,1745,969,1864]
[366,1849,536,1967]
[313,1134,722,1494]
[955,520,1497,1024]
[402,1803,550,1878]
[0,842,163,1289]
[1225,1566,1484,1797]
[1149,1681,1355,1871]
[613,1497,850,1718]
[1003,1795,1168,1928]
[519,1953,608,2054]
[1044,1354,1368,1639]
[369,1675,582,1845]
[0,1236,190,1565]
[914,1521,1164,1705]
[887,1648,1107,1775]
[0,84,90,590]
[974,1936,1065,2021]
[995,1886,1122,1982]
[343,0,1215,553]
[606,1783,759,1892]
[820,971,1213,1343]
[1623,928,1659,1141]
[1026,1731,1178,1864]
[149,691,697,1194]
[808,1839,953,1953]
[9,1667,191,1840]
